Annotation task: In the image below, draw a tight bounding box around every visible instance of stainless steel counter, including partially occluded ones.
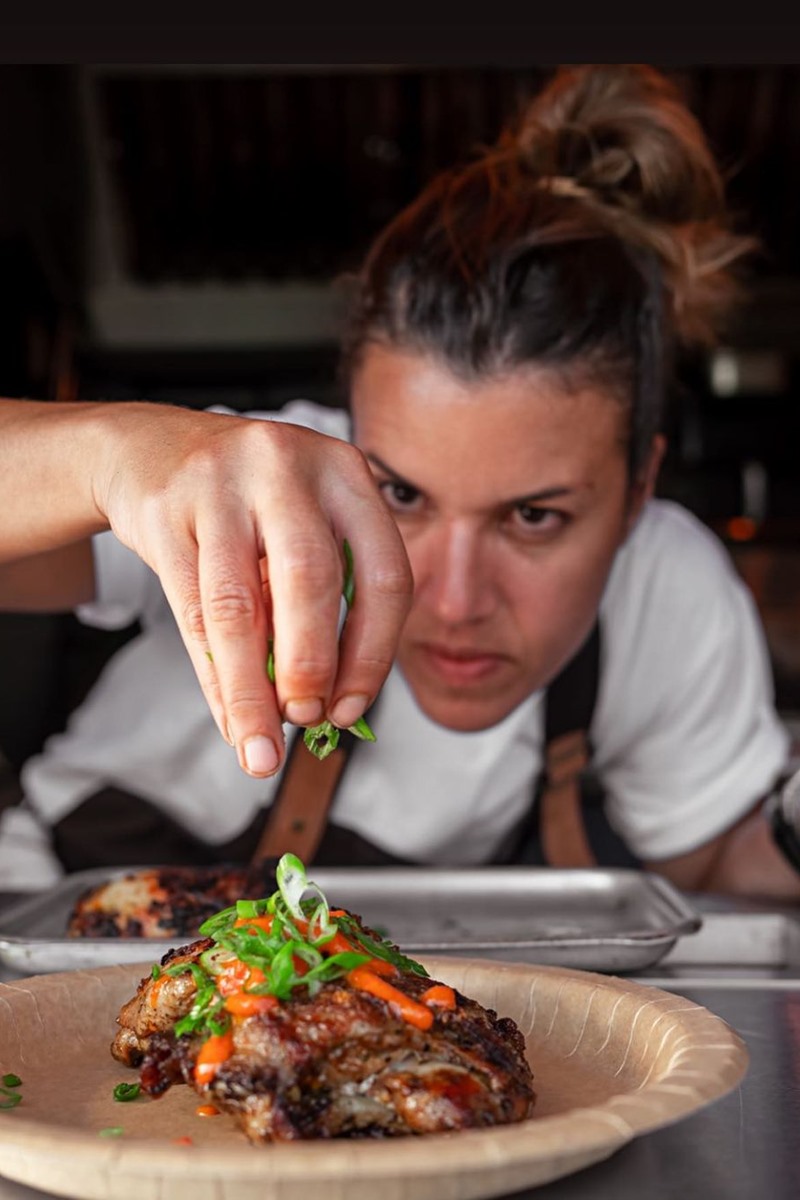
[516,984,800,1200]
[1,891,799,1200]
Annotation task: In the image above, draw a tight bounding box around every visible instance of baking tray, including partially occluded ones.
[0,865,701,976]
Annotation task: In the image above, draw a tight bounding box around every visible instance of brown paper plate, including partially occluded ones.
[0,956,747,1200]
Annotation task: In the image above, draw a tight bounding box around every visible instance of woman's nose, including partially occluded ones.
[420,523,496,625]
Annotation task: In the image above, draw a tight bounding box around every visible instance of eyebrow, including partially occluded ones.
[365,453,580,506]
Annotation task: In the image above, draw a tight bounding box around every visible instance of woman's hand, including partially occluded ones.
[94,402,413,777]
[0,398,412,778]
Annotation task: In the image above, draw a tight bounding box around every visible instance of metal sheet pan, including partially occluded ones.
[0,865,701,976]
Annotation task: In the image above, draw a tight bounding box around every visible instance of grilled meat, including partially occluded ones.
[68,862,278,938]
[111,923,536,1141]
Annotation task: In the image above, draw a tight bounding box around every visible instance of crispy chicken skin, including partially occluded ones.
[111,928,536,1141]
[69,863,278,939]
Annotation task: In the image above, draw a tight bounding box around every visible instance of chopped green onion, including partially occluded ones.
[158,852,426,1051]
[98,1126,124,1137]
[151,964,161,980]
[113,1082,141,1102]
[342,537,356,610]
[0,1086,21,1109]
[301,950,371,994]
[276,853,310,921]
[1,1074,21,1088]
[349,717,377,742]
[206,1013,233,1038]
[337,913,429,977]
[266,638,275,684]
[304,721,340,759]
[199,945,235,975]
[197,903,239,939]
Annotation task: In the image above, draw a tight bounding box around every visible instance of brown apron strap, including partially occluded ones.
[539,729,597,867]
[534,622,602,868]
[250,734,350,866]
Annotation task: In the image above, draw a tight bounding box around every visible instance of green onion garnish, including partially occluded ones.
[0,1086,21,1109]
[335,913,429,977]
[1,1074,21,1088]
[98,1126,124,1137]
[158,853,426,1050]
[113,1082,141,1102]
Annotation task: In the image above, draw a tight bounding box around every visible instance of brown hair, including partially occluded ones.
[342,64,755,475]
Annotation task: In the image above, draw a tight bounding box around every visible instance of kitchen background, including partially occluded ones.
[0,63,798,773]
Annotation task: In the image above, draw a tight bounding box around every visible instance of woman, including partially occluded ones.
[2,63,797,896]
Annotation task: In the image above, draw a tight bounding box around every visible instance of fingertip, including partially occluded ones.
[329,693,371,729]
[283,698,325,726]
[241,735,281,777]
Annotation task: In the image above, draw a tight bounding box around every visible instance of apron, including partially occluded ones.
[51,623,641,872]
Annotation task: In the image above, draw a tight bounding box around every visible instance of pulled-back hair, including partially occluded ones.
[342,64,755,476]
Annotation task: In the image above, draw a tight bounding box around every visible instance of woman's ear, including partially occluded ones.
[625,434,666,534]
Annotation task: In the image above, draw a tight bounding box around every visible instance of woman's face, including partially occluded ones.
[350,343,662,732]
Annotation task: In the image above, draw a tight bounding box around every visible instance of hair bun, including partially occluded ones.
[517,64,721,219]
[514,64,757,344]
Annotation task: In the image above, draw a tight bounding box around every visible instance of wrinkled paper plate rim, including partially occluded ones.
[0,956,748,1200]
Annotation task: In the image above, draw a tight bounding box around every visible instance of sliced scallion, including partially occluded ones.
[147,852,427,1053]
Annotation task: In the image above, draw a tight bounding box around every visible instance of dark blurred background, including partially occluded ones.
[0,63,798,775]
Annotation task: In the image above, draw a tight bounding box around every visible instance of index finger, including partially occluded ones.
[194,504,285,777]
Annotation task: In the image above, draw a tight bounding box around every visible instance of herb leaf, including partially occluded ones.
[342,537,356,610]
[0,1086,21,1109]
[153,853,428,1060]
[337,914,429,977]
[303,721,340,759]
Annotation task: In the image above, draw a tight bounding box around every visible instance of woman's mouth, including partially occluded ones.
[415,642,508,686]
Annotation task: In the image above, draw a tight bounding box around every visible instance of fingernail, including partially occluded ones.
[243,736,279,776]
[284,698,324,726]
[330,694,370,729]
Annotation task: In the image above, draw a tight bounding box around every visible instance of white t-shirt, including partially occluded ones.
[0,401,789,886]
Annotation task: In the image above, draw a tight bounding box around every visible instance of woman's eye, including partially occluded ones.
[512,504,564,533]
[379,481,422,512]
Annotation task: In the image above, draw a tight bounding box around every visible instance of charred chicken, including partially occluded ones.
[111,854,536,1141]
[69,862,278,939]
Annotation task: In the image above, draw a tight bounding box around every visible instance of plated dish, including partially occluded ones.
[0,953,747,1200]
[111,855,536,1142]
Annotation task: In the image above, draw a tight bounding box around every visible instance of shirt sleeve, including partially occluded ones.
[75,530,167,631]
[0,805,64,889]
[595,505,790,860]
